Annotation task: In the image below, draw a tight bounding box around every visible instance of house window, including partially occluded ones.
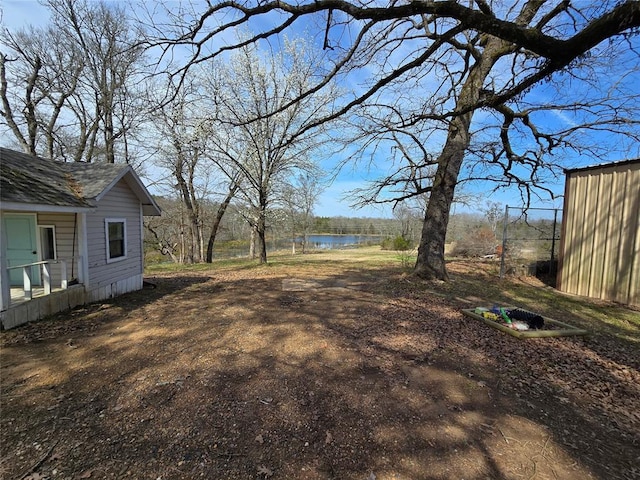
[105,218,127,262]
[39,226,57,260]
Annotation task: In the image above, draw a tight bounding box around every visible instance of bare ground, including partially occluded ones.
[1,252,639,480]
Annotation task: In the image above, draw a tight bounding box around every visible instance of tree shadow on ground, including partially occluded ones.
[1,265,638,480]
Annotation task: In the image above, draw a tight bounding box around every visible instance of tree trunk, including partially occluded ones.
[256,207,268,264]
[414,35,515,280]
[414,141,467,280]
[206,183,239,263]
[190,223,200,263]
[249,225,256,259]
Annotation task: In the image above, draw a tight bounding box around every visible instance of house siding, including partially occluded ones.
[1,148,160,329]
[37,212,78,285]
[557,160,640,306]
[85,180,144,300]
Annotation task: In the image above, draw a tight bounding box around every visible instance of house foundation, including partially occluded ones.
[1,284,86,329]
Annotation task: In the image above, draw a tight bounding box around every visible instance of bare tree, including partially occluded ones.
[146,0,640,279]
[204,173,242,263]
[1,0,147,162]
[45,0,147,163]
[1,26,83,157]
[294,171,325,254]
[0,49,42,155]
[147,79,211,263]
[280,170,325,254]
[485,202,503,235]
[198,38,338,263]
[145,219,180,264]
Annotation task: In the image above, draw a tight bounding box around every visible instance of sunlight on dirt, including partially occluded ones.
[1,252,638,479]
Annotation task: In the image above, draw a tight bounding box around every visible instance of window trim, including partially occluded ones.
[38,225,57,261]
[105,218,127,263]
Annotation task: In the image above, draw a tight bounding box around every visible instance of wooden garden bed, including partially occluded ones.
[462,307,590,339]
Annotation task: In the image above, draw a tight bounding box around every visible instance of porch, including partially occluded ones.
[11,285,66,305]
[1,259,86,330]
[2,284,87,329]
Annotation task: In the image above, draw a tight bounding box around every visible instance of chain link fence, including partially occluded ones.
[499,206,562,284]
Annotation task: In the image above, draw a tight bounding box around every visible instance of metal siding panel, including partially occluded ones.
[559,172,580,295]
[630,164,639,303]
[630,165,640,305]
[581,173,599,297]
[617,166,640,304]
[559,160,639,305]
[602,169,623,301]
[587,173,604,298]
[589,172,612,299]
[612,169,630,302]
[573,172,590,296]
[629,189,640,305]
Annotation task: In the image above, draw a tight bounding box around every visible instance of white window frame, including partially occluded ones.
[105,218,127,263]
[38,225,57,260]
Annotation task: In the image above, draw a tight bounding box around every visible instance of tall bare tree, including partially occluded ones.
[147,78,211,263]
[45,0,147,163]
[198,38,338,263]
[1,0,146,163]
[1,26,83,157]
[147,0,640,279]
[280,170,325,254]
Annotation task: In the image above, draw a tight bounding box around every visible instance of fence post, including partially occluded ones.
[499,205,509,278]
[551,209,558,263]
[550,208,559,277]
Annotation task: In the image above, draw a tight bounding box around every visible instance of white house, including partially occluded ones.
[0,147,161,329]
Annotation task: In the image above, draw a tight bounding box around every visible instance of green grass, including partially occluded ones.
[505,282,640,342]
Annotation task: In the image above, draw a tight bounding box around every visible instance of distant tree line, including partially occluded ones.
[144,195,424,263]
[146,196,560,264]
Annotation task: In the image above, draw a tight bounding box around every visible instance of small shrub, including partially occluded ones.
[381,235,412,251]
[452,227,497,257]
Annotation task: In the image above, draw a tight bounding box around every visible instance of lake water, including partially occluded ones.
[209,235,384,260]
[301,234,382,249]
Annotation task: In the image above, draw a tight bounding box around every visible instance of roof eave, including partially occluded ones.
[0,201,95,213]
[564,158,640,175]
[142,204,161,216]
[93,166,161,216]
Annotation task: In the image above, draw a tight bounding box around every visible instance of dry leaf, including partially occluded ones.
[257,465,273,477]
[78,470,92,479]
[325,431,333,444]
[25,473,46,480]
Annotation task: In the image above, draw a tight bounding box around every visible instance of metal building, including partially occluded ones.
[557,159,639,306]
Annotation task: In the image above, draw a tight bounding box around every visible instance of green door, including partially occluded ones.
[3,215,40,286]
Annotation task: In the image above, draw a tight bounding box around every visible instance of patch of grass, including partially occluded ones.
[505,282,639,342]
[145,256,264,274]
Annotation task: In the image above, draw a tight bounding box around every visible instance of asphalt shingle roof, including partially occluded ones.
[0,147,131,209]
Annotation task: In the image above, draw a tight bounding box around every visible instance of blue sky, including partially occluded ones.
[2,0,638,218]
[1,0,48,27]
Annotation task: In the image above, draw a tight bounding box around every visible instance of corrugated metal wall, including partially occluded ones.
[557,160,639,306]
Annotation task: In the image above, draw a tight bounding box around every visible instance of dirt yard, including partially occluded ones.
[1,250,639,480]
